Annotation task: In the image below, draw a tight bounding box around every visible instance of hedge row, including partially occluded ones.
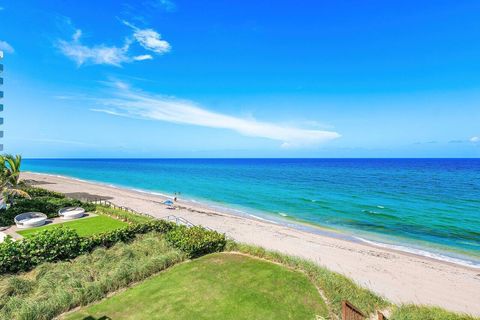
[21,187,66,199]
[0,220,226,274]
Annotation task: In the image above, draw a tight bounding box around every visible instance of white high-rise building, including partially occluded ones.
[0,50,3,151]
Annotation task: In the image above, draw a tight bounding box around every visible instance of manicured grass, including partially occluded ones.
[17,215,128,238]
[63,253,329,320]
[226,241,389,318]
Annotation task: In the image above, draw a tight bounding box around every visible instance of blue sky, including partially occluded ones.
[0,0,479,157]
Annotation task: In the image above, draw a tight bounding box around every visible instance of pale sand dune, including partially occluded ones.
[21,172,480,316]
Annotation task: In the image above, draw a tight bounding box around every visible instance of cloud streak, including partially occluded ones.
[57,21,170,67]
[91,83,340,147]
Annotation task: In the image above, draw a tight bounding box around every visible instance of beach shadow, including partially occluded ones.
[64,192,113,202]
[23,179,55,185]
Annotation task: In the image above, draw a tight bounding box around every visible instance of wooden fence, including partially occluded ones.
[341,300,387,320]
[342,300,366,320]
[84,198,210,230]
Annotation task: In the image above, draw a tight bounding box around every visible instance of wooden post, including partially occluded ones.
[341,300,366,320]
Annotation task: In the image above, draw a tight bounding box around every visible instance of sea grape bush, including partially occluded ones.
[20,187,65,199]
[0,228,83,273]
[165,225,227,258]
[0,220,226,274]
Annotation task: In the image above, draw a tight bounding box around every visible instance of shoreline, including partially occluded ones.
[20,171,480,316]
[23,171,480,270]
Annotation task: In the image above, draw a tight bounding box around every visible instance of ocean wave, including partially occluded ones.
[355,237,480,269]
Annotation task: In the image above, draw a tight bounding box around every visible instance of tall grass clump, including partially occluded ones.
[0,233,186,320]
[390,305,478,320]
[225,241,389,318]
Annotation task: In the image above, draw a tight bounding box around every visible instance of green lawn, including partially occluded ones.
[17,215,128,238]
[63,253,329,320]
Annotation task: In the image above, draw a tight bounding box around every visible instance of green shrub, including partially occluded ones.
[21,187,65,199]
[0,217,226,274]
[165,225,227,257]
[0,220,175,274]
[0,228,84,274]
[0,197,96,227]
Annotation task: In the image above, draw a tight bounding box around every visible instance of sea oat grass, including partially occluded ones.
[390,305,478,320]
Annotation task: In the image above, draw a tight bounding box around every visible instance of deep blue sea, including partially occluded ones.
[23,159,480,267]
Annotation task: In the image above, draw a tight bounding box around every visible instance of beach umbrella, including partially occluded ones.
[163,200,174,206]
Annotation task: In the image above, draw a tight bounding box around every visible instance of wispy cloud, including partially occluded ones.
[133,54,153,61]
[470,136,479,143]
[122,21,171,54]
[57,32,130,67]
[144,0,176,12]
[91,82,340,148]
[0,40,14,53]
[57,21,170,67]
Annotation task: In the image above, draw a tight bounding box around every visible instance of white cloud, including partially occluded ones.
[132,28,170,54]
[91,83,340,148]
[123,21,170,54]
[0,40,14,53]
[58,22,170,67]
[470,136,479,143]
[133,54,153,61]
[57,29,131,66]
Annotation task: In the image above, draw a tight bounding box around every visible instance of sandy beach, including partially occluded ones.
[20,172,480,316]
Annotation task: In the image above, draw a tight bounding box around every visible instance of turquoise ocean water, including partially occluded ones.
[23,159,480,267]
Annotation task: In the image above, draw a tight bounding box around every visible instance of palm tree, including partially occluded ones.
[0,154,30,206]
